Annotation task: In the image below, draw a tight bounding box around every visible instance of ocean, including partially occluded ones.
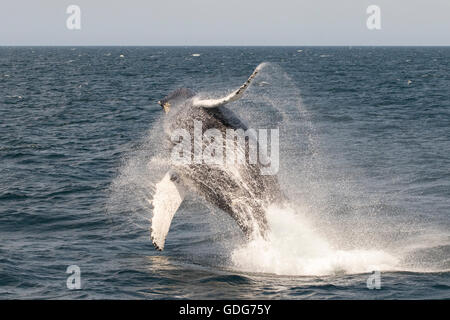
[0,47,449,299]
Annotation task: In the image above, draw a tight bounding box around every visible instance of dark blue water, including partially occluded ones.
[0,47,449,299]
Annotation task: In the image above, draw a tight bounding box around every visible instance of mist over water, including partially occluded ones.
[1,47,449,298]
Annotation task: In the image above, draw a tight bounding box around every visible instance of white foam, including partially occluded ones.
[231,204,398,276]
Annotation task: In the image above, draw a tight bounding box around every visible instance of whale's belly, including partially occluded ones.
[170,105,282,236]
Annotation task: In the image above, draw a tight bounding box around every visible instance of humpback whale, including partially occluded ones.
[151,63,283,251]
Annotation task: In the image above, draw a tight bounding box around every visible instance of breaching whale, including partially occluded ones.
[151,63,283,251]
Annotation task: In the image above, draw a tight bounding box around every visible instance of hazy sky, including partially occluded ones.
[1,0,449,45]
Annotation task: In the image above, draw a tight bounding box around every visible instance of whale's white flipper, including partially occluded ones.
[192,63,266,108]
[150,171,185,251]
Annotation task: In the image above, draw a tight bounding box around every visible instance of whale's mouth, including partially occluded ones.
[157,101,171,113]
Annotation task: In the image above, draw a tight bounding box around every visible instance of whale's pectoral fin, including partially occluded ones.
[150,171,185,251]
[192,63,266,108]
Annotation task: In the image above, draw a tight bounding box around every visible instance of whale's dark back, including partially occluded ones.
[159,88,195,106]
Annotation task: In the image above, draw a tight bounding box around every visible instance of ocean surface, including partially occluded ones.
[0,47,449,299]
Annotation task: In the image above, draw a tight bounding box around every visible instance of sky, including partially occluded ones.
[1,0,449,46]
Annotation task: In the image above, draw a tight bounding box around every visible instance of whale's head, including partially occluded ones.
[157,100,171,113]
[158,88,196,114]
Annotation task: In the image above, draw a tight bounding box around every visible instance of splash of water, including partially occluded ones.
[231,204,399,276]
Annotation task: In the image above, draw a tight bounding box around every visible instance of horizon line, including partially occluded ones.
[1,45,450,47]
